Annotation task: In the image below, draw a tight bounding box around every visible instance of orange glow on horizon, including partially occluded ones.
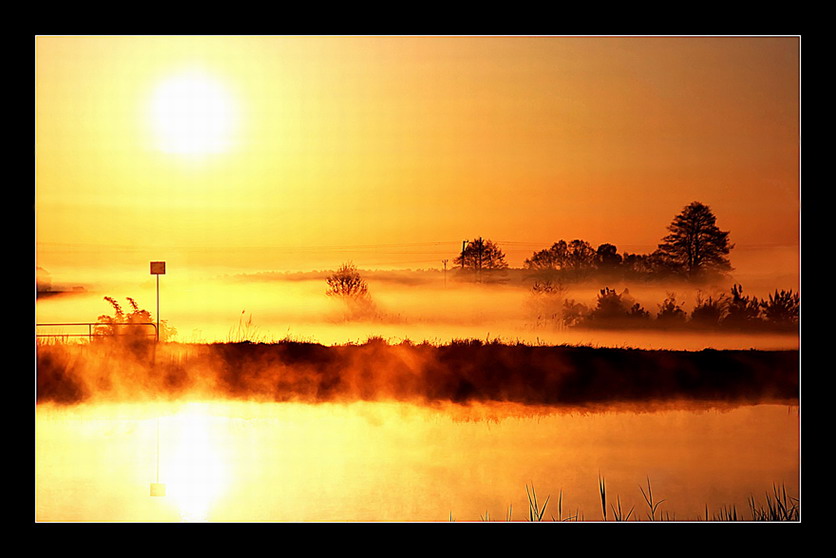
[35,37,801,524]
[35,35,799,278]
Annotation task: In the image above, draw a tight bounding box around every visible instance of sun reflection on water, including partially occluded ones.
[158,403,230,522]
[36,400,799,522]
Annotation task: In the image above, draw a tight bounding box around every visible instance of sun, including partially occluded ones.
[150,71,237,155]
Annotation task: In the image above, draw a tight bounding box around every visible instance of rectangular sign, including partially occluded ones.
[150,261,166,275]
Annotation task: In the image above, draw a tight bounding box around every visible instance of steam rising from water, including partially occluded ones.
[35,270,800,523]
[37,266,799,408]
[37,340,798,409]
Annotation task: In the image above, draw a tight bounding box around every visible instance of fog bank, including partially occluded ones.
[36,266,799,351]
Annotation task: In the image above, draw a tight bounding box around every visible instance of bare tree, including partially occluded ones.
[325,262,377,319]
[326,262,369,299]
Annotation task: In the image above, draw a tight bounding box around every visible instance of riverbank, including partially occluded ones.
[36,339,799,407]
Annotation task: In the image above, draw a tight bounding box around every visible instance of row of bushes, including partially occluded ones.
[530,282,799,331]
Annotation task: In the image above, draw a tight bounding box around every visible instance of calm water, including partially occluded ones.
[35,400,799,522]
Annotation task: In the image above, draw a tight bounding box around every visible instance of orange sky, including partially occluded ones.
[35,35,800,278]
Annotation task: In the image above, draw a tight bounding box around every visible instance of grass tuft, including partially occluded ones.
[464,477,797,522]
[748,483,799,521]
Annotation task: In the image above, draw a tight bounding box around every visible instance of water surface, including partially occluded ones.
[35,400,799,522]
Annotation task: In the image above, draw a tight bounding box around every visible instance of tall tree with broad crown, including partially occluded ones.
[657,201,733,279]
[455,237,509,271]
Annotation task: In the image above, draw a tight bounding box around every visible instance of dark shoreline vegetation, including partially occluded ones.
[36,338,799,407]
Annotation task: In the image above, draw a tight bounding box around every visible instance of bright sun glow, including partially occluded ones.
[150,72,237,155]
[162,404,230,521]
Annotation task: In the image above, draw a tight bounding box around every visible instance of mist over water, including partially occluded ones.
[35,254,800,522]
[36,259,799,351]
[34,33,800,521]
[37,339,798,409]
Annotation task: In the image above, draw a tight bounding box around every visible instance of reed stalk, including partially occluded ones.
[639,476,666,521]
[526,483,550,521]
[598,474,607,521]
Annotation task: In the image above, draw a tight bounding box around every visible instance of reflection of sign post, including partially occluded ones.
[150,261,166,342]
[150,416,165,497]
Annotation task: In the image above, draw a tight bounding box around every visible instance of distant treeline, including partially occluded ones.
[529,282,799,332]
[449,237,715,284]
[522,239,706,282]
[457,201,737,283]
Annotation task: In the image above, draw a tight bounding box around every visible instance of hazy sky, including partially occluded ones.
[35,35,800,277]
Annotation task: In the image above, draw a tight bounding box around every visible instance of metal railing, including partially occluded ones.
[36,322,158,343]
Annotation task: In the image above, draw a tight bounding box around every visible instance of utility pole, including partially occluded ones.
[442,259,448,288]
[476,237,483,283]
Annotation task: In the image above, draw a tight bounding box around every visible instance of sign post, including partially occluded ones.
[149,261,167,497]
[150,261,166,342]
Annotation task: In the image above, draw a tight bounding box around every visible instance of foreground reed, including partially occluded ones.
[461,478,798,522]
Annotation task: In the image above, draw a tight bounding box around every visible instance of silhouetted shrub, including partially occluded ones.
[723,284,763,328]
[656,292,687,324]
[95,297,158,342]
[527,279,567,327]
[562,299,590,328]
[761,289,800,326]
[325,262,381,320]
[585,288,650,326]
[690,291,727,328]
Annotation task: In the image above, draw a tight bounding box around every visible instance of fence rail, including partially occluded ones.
[36,322,158,342]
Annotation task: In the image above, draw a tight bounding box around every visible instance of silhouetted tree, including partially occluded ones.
[565,240,596,273]
[524,240,568,271]
[524,239,598,277]
[456,238,508,279]
[657,201,733,279]
[595,243,622,271]
[646,249,687,277]
[621,252,654,276]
